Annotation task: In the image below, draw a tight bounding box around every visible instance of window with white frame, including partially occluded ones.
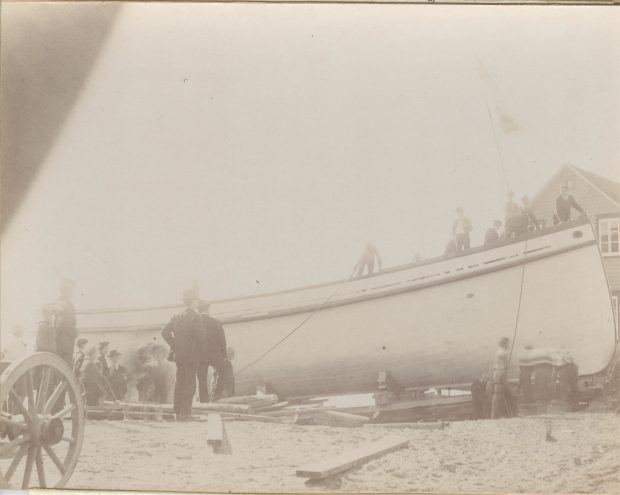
[598,217,620,256]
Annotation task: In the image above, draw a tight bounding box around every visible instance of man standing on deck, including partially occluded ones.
[556,186,585,222]
[491,337,517,419]
[452,208,473,251]
[504,191,521,239]
[161,288,203,420]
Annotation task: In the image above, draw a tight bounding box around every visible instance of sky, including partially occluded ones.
[1,3,619,337]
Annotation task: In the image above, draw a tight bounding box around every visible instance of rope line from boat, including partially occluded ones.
[483,95,511,193]
[234,279,350,377]
[507,237,528,366]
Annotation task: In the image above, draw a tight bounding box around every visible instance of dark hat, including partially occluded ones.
[98,341,110,349]
[108,350,121,358]
[76,338,88,347]
[183,288,200,304]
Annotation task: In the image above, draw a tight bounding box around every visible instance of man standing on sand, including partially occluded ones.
[197,300,228,402]
[73,338,88,375]
[54,278,78,367]
[161,288,203,420]
[97,341,110,378]
[491,337,517,419]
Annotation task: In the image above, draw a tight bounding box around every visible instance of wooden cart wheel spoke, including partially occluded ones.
[50,404,75,421]
[43,382,67,415]
[1,353,84,489]
[0,434,30,456]
[25,371,35,415]
[34,446,46,488]
[5,443,28,482]
[21,445,35,489]
[42,445,66,475]
[8,390,32,423]
[35,367,52,413]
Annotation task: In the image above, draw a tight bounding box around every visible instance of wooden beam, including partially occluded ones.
[207,413,223,447]
[219,412,283,423]
[365,422,448,430]
[253,401,290,412]
[296,437,409,480]
[311,411,370,428]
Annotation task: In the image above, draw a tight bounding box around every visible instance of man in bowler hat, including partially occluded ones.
[161,288,204,420]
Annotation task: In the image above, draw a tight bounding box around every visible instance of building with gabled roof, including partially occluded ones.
[530,164,620,339]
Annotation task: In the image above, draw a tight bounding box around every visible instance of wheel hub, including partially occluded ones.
[38,417,64,446]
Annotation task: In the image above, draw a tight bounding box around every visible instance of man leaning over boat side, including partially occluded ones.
[161,288,204,420]
[351,243,383,278]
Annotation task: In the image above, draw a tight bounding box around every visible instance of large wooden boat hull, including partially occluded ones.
[77,219,616,397]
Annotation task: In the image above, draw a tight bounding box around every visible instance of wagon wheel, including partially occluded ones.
[0,352,85,488]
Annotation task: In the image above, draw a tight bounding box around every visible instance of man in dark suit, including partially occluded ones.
[54,278,78,366]
[161,288,204,420]
[97,341,110,378]
[556,186,584,222]
[72,338,88,375]
[197,301,228,402]
[452,207,473,251]
[484,220,503,246]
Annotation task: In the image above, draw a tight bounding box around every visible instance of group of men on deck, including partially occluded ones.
[161,288,234,420]
[449,185,585,255]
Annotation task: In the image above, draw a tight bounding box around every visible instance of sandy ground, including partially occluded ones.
[68,413,619,493]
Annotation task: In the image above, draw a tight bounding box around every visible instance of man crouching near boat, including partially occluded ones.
[161,288,204,421]
[491,337,518,419]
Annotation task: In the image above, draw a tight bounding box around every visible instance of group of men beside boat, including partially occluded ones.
[161,288,234,420]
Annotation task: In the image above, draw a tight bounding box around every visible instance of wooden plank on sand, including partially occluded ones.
[207,413,223,446]
[220,412,282,423]
[365,422,447,430]
[311,410,370,427]
[296,436,409,480]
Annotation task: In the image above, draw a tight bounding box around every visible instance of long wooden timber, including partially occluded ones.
[262,393,471,418]
[364,421,448,430]
[296,437,409,480]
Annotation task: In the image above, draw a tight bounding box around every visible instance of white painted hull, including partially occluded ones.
[78,219,616,396]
